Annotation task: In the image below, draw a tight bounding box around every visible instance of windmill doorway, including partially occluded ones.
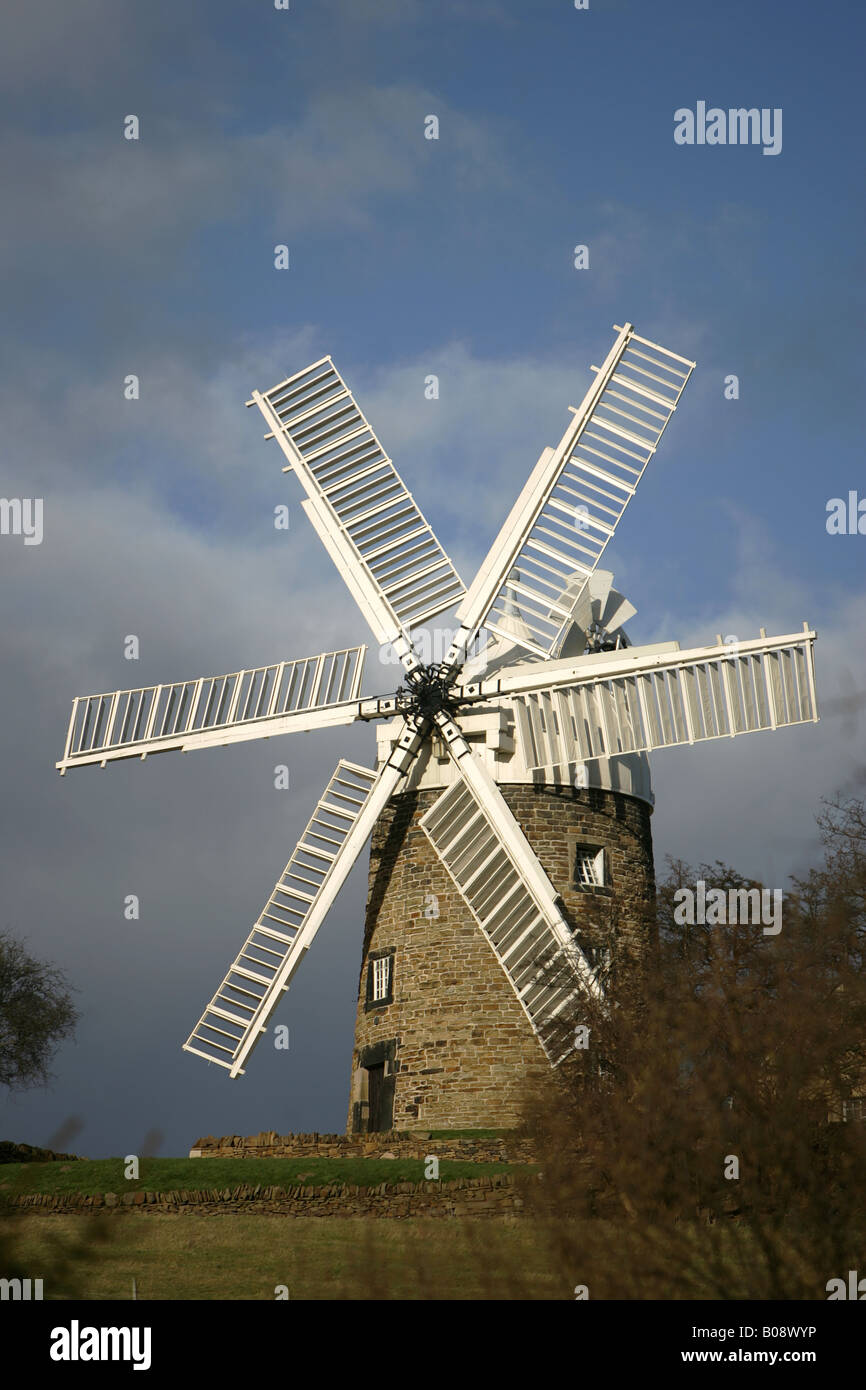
[367,1063,386,1132]
[350,1040,396,1133]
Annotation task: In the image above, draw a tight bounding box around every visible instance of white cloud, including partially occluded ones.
[0,84,513,269]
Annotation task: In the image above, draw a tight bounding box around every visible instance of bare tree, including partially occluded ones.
[522,791,866,1299]
[0,930,79,1092]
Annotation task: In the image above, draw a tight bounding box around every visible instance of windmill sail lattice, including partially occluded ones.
[446,324,695,666]
[495,630,819,771]
[420,777,599,1065]
[58,646,367,772]
[249,357,465,652]
[184,760,379,1076]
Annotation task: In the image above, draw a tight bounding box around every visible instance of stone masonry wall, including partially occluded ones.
[346,783,655,1132]
[191,1131,536,1162]
[13,1175,524,1219]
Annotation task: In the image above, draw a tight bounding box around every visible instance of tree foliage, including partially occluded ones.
[0,930,79,1091]
[524,789,866,1299]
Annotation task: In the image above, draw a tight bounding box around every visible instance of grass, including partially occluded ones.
[5,1208,845,1301]
[0,1155,529,1198]
[4,1213,565,1300]
[4,1203,835,1300]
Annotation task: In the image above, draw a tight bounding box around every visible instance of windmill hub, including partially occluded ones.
[399,666,457,721]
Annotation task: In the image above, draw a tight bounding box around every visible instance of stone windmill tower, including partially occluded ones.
[347,575,658,1133]
[57,322,819,1136]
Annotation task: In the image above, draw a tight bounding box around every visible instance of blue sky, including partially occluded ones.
[0,0,864,1157]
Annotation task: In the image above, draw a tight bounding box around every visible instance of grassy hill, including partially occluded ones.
[0,1154,529,1198]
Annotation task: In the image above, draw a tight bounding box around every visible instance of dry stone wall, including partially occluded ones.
[12,1175,524,1219]
[190,1130,536,1162]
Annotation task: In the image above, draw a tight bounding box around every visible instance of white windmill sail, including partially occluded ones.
[481,627,819,773]
[57,646,368,773]
[420,712,602,1064]
[420,777,598,1065]
[185,730,424,1077]
[248,357,465,655]
[443,324,694,668]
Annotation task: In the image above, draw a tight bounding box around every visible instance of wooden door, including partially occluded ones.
[367,1063,385,1132]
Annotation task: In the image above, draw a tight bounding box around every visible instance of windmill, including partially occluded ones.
[57,322,819,1130]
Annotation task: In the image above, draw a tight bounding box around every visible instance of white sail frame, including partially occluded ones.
[57,647,368,773]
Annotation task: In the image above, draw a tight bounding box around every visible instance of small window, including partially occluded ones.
[372,955,391,1002]
[575,845,605,888]
[365,949,394,1010]
[842,1097,866,1123]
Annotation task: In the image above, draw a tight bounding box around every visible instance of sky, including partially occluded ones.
[0,0,864,1158]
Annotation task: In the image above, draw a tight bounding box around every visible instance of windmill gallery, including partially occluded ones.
[58,322,818,1132]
